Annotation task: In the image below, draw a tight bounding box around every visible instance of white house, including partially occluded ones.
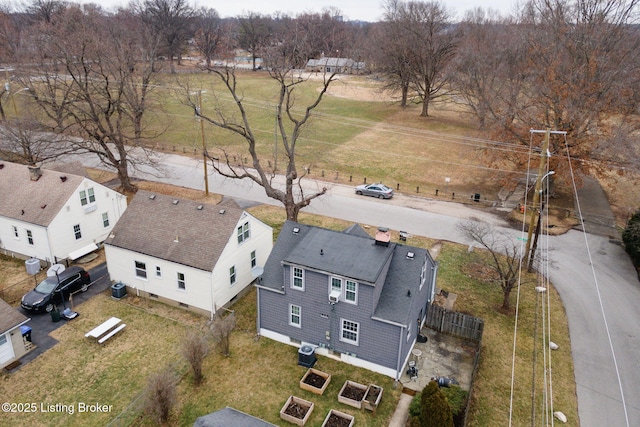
[104,191,273,318]
[0,298,31,370]
[0,161,127,265]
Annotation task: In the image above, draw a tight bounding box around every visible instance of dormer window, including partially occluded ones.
[237,221,250,244]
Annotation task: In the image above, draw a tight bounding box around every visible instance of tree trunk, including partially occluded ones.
[401,83,408,107]
[117,162,136,193]
[502,289,511,310]
[421,97,430,117]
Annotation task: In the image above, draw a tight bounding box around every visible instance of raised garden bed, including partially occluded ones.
[280,395,315,426]
[363,384,383,412]
[300,368,331,395]
[321,409,355,427]
[338,380,367,409]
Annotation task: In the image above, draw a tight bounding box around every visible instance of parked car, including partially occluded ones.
[355,183,394,199]
[21,266,91,313]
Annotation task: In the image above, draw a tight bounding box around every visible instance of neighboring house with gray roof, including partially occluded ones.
[0,161,127,265]
[193,407,277,427]
[256,221,438,379]
[305,57,366,74]
[0,297,31,369]
[104,191,272,319]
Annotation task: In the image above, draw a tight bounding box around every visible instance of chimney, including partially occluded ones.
[374,227,391,246]
[28,165,42,181]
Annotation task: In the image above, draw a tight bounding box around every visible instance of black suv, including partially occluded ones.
[21,266,91,312]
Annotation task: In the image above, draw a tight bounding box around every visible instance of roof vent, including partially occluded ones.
[172,200,179,205]
[219,209,226,214]
[375,227,391,246]
[60,176,67,182]
[149,194,156,200]
[293,227,300,234]
[407,251,415,260]
[196,205,203,210]
[41,204,47,209]
[174,235,179,243]
[0,163,4,169]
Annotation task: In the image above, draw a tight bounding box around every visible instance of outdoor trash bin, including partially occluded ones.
[20,325,32,342]
[50,309,60,322]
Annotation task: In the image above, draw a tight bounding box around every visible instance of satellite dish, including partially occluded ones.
[251,266,264,278]
[47,263,66,277]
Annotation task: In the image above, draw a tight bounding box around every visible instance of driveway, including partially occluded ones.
[10,263,111,371]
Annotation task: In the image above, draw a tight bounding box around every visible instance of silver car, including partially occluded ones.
[355,183,394,199]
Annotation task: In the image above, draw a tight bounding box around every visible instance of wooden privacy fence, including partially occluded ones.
[425,304,484,342]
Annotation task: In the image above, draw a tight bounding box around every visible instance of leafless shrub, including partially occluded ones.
[181,330,210,386]
[144,368,177,424]
[211,310,236,356]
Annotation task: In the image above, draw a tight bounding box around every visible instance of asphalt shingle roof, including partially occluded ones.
[105,191,244,271]
[0,161,84,226]
[193,407,277,427]
[0,298,29,334]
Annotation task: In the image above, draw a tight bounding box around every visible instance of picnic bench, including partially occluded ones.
[85,316,126,344]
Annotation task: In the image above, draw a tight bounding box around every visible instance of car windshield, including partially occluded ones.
[34,277,59,294]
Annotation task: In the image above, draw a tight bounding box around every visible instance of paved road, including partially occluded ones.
[75,151,639,426]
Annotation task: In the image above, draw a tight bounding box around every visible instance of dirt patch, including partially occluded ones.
[283,401,310,419]
[325,413,352,427]
[340,383,366,401]
[302,371,326,388]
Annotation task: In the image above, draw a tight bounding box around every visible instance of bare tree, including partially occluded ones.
[193,7,223,67]
[184,63,336,221]
[0,117,75,165]
[456,220,522,310]
[382,0,460,116]
[138,0,195,73]
[210,311,236,356]
[18,4,163,192]
[180,330,210,386]
[144,368,177,424]
[236,12,273,70]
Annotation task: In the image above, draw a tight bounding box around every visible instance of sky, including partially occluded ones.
[91,0,521,22]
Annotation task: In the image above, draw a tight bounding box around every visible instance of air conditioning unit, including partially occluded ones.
[329,290,341,303]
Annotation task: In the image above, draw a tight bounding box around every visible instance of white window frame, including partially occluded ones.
[73,224,82,240]
[229,265,236,285]
[250,250,256,268]
[345,280,358,304]
[26,229,34,245]
[177,272,186,290]
[340,319,360,345]
[291,267,304,290]
[289,304,301,328]
[79,187,96,205]
[155,265,162,278]
[102,212,110,228]
[237,221,250,244]
[420,260,427,290]
[135,261,147,279]
[13,226,19,239]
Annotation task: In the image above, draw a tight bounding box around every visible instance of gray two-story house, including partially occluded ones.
[256,221,438,379]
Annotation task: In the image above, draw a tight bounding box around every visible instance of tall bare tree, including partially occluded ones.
[193,7,223,67]
[138,0,194,73]
[236,12,273,70]
[184,63,336,221]
[382,0,460,116]
[18,4,163,192]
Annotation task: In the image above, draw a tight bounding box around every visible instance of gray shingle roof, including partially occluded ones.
[193,407,277,427]
[105,190,244,271]
[0,161,84,226]
[262,221,433,325]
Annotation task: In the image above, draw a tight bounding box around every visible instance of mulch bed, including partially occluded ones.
[325,413,352,427]
[284,401,310,419]
[340,384,365,401]
[303,371,326,388]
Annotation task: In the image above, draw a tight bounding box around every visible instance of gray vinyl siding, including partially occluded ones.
[259,265,404,370]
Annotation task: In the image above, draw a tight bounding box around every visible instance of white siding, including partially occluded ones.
[0,219,52,262]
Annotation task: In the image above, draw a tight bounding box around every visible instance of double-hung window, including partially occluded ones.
[292,267,304,290]
[331,277,342,293]
[79,188,96,205]
[345,280,357,304]
[177,272,186,290]
[250,250,257,268]
[135,261,147,279]
[229,265,236,285]
[26,230,34,245]
[73,224,82,240]
[341,319,359,345]
[289,304,301,327]
[102,212,110,228]
[237,222,250,244]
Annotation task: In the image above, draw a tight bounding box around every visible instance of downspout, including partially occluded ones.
[396,325,405,382]
[256,287,261,334]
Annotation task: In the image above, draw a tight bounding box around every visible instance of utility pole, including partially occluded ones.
[524,129,565,270]
[198,90,209,196]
